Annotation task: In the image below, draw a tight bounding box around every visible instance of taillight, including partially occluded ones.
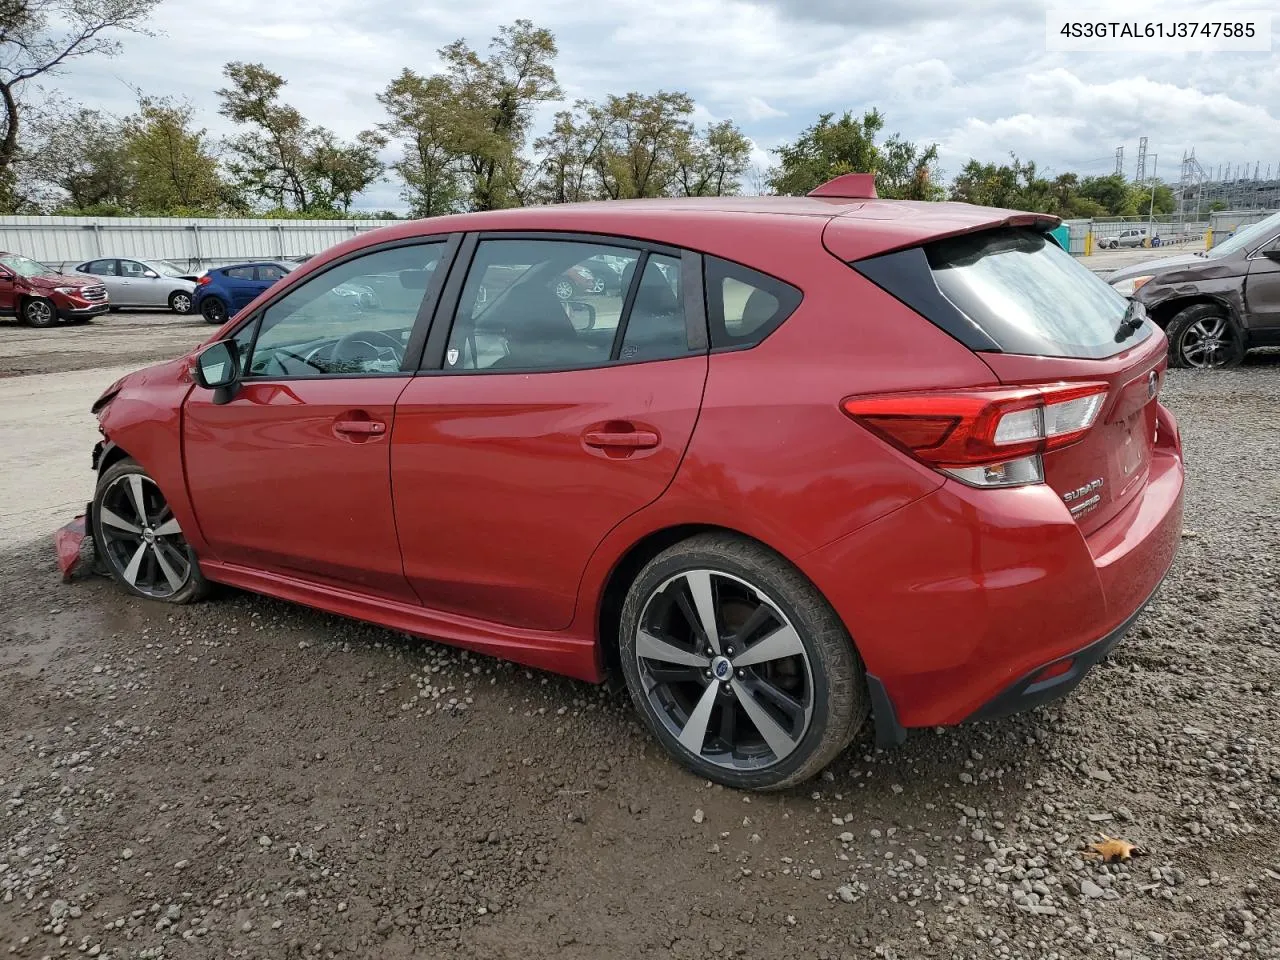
[197,276,211,285]
[841,382,1109,488]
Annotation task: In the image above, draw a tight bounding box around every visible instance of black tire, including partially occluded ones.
[1166,303,1245,370]
[169,290,194,314]
[92,457,209,604]
[200,297,228,325]
[21,297,58,328]
[618,533,868,791]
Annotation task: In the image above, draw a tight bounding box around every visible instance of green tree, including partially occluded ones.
[308,128,385,213]
[20,100,132,210]
[675,119,752,197]
[0,0,161,211]
[767,109,941,200]
[531,104,608,205]
[218,62,382,214]
[439,19,561,210]
[591,91,695,199]
[377,70,464,217]
[121,95,224,213]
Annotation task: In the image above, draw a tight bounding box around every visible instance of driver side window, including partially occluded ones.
[243,243,443,379]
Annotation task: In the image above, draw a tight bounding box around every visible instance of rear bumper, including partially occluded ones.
[799,404,1184,743]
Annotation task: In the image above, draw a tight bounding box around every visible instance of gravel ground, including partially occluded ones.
[1,315,1278,959]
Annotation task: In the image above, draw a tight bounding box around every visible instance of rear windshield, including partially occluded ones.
[926,228,1148,359]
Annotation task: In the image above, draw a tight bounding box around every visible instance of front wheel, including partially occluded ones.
[22,297,57,328]
[92,458,209,603]
[200,297,228,325]
[618,533,868,790]
[169,290,193,314]
[1166,304,1245,370]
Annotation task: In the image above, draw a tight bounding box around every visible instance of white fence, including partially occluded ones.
[0,215,396,271]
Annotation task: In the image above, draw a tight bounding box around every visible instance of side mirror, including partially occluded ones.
[143,270,159,279]
[193,340,241,404]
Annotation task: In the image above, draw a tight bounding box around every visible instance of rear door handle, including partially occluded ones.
[334,419,386,436]
[583,429,659,450]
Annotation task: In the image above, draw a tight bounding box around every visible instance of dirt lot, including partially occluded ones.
[2,314,1278,959]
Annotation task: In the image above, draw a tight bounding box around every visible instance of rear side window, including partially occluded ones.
[83,259,117,275]
[925,229,1147,359]
[704,257,801,349]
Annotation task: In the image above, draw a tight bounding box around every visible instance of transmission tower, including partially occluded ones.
[1114,146,1124,176]
[1135,137,1148,183]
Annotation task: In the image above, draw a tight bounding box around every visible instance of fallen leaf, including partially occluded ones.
[1086,834,1141,863]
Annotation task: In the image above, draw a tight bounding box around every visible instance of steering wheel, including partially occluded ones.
[330,329,404,370]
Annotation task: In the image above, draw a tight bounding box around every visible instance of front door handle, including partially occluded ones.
[583,429,659,450]
[334,419,386,436]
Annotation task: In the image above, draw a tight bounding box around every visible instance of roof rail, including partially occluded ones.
[806,173,878,199]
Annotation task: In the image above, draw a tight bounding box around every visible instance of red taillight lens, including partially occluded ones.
[841,382,1109,487]
[197,275,211,285]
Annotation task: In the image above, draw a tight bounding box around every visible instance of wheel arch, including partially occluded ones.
[594,522,834,679]
[1146,293,1241,331]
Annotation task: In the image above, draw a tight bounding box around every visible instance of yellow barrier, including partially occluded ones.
[1084,232,1093,256]
[1205,230,1213,251]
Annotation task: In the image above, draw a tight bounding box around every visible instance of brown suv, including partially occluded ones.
[1107,211,1280,368]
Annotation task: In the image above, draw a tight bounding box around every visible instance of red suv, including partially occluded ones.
[0,252,110,326]
[80,177,1184,789]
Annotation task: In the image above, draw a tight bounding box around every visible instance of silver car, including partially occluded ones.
[73,258,199,314]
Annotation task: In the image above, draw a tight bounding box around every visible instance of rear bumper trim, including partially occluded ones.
[966,574,1166,722]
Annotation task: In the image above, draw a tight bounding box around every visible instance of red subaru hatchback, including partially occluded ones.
[83,177,1184,789]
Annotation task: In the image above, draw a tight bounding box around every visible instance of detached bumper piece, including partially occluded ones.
[54,502,96,582]
[967,591,1157,722]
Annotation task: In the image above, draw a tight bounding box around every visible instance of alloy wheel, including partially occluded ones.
[25,299,54,326]
[1180,315,1233,369]
[97,474,192,599]
[201,299,227,324]
[172,293,193,314]
[635,569,814,773]
[554,279,575,300]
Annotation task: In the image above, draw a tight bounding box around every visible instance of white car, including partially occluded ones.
[1098,228,1149,250]
[73,257,200,314]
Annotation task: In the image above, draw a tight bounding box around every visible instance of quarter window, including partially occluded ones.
[705,257,802,349]
[241,243,443,378]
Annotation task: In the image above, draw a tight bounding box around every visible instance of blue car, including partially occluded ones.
[194,261,292,325]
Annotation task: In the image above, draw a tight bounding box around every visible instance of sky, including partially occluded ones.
[46,0,1280,212]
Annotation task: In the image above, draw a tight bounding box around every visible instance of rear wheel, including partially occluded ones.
[92,458,209,603]
[619,533,867,790]
[169,290,193,314]
[22,297,57,328]
[1167,304,1245,370]
[200,297,228,325]
[554,279,575,300]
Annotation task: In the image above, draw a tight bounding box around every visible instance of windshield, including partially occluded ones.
[0,254,53,278]
[1209,211,1280,259]
[152,260,190,277]
[927,228,1149,359]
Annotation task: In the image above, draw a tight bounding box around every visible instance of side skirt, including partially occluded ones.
[199,559,604,683]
